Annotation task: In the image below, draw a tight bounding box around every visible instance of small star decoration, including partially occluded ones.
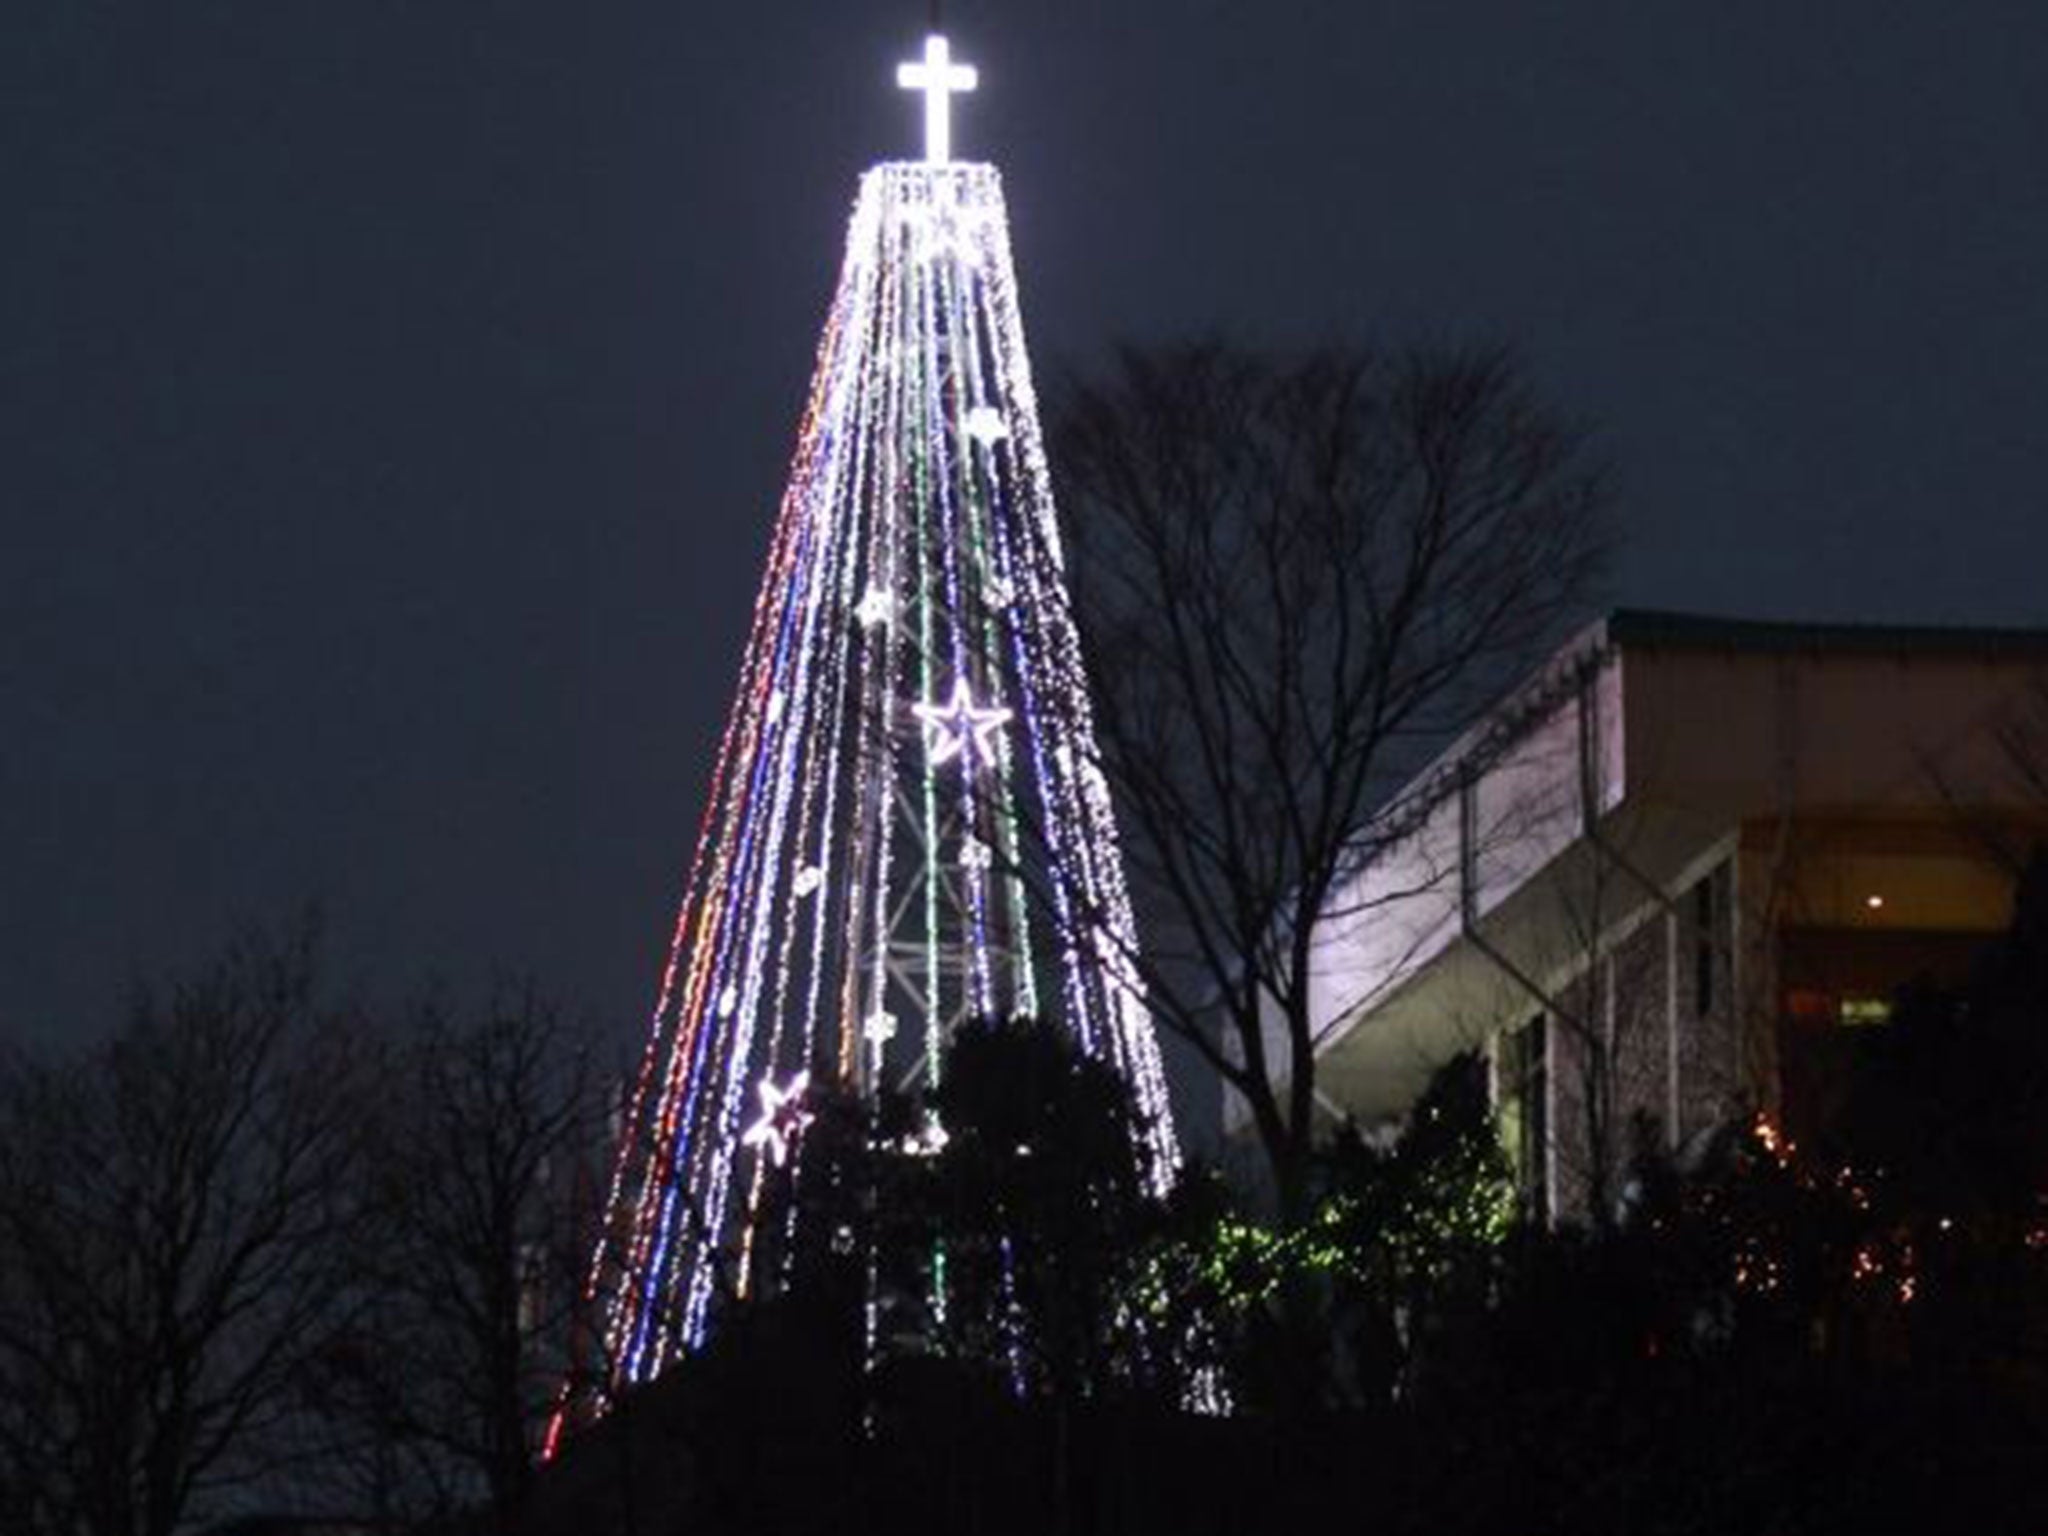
[964,405,1009,447]
[912,679,1012,767]
[854,586,894,628]
[741,1070,814,1168]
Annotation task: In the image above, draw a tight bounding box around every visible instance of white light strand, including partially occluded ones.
[572,162,1186,1431]
[949,230,1040,1023]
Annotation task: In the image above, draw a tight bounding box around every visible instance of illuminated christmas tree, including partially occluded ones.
[552,37,1180,1438]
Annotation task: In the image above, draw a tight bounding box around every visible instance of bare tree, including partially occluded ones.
[0,931,369,1536]
[1931,668,2048,877]
[1049,342,1608,1218]
[1500,824,1697,1230]
[313,985,599,1525]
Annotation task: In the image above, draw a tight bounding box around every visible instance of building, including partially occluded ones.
[1263,609,2048,1219]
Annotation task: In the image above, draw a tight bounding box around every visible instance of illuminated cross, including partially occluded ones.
[897,34,977,164]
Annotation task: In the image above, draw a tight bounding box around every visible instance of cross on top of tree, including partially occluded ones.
[897,34,977,164]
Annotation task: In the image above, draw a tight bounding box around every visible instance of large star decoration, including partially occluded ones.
[912,679,1011,767]
[741,1070,814,1168]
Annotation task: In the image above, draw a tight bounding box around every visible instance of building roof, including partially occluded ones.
[1375,608,2048,854]
[1224,605,2048,1134]
[1606,608,2048,660]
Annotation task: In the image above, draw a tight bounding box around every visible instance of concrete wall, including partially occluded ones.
[1237,617,2048,1185]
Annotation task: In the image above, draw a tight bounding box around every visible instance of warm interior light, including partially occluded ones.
[1865,893,1885,910]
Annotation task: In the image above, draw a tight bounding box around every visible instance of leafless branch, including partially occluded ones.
[1040,340,1609,1215]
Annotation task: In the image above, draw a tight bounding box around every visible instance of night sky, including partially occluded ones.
[8,3,2047,1059]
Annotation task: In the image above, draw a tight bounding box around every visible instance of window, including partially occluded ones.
[1496,1015,1549,1222]
[1837,995,1893,1027]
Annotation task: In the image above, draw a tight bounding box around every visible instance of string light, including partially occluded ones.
[553,126,1183,1436]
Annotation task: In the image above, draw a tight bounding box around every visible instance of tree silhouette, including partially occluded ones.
[0,930,369,1536]
[311,985,600,1524]
[1051,341,1608,1219]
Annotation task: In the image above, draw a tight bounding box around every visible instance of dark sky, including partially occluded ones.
[7,2,2047,1058]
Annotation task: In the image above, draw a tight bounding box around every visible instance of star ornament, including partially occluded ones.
[854,586,894,628]
[741,1070,814,1168]
[913,679,1011,767]
[964,405,1009,447]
